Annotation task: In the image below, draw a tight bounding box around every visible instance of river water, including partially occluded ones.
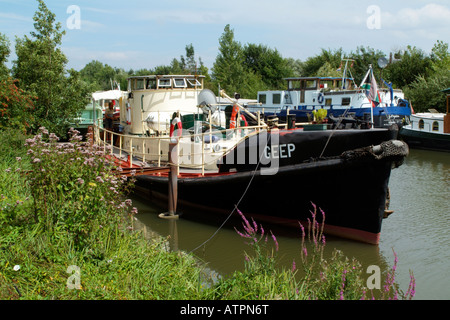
[131,148,450,300]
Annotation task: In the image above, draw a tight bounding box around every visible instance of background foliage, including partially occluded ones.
[3,0,89,136]
[0,0,449,135]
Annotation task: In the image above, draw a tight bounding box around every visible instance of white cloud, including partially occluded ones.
[0,12,31,22]
[79,19,106,31]
[132,9,225,25]
[63,46,160,70]
[382,3,450,30]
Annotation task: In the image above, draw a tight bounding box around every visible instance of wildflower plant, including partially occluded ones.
[366,249,416,300]
[234,207,279,274]
[213,207,300,300]
[24,127,136,248]
[223,203,417,300]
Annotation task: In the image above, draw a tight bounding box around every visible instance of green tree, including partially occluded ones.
[212,24,248,97]
[0,33,10,78]
[80,60,116,91]
[285,58,304,77]
[316,61,341,77]
[404,41,450,113]
[243,43,293,89]
[349,46,386,84]
[184,43,196,74]
[302,48,344,77]
[80,60,128,91]
[404,70,450,113]
[385,45,432,88]
[12,0,89,136]
[430,40,450,72]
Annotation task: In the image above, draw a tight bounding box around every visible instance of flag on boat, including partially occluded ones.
[361,74,381,107]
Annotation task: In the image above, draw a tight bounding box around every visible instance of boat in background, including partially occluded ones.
[248,61,411,128]
[70,101,103,136]
[400,88,450,152]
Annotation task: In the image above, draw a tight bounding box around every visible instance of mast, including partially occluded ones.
[370,66,374,129]
[359,64,376,128]
[341,59,348,89]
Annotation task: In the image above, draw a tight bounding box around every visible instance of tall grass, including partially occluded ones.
[0,127,212,299]
[0,127,416,300]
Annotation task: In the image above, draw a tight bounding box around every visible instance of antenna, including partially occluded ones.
[340,58,355,90]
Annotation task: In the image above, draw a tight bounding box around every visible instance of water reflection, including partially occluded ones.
[131,194,391,287]
[379,149,450,300]
[130,148,450,299]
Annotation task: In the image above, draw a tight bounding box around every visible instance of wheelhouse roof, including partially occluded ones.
[283,76,354,81]
[127,74,206,80]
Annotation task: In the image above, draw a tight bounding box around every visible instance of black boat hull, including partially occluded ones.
[400,127,450,152]
[134,126,406,244]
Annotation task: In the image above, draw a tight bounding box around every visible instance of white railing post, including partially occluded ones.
[158,138,161,167]
[110,131,114,155]
[129,136,133,168]
[142,139,145,164]
[119,135,122,159]
[201,131,205,176]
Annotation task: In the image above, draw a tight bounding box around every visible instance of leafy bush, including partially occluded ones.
[23,127,136,248]
[0,78,36,133]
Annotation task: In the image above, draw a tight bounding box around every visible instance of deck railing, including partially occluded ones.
[93,118,269,176]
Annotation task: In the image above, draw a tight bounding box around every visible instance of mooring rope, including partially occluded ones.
[189,131,273,253]
[319,106,355,158]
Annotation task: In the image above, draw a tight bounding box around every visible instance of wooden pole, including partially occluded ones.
[447,94,449,114]
[159,141,179,219]
[444,94,450,133]
[87,126,93,147]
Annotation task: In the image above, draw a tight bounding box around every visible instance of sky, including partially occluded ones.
[1,0,449,72]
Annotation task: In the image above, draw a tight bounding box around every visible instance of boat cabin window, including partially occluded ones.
[187,78,202,88]
[320,80,334,90]
[258,94,267,104]
[306,80,317,90]
[288,80,302,90]
[343,79,352,89]
[273,93,281,104]
[158,78,172,88]
[136,79,145,90]
[342,97,351,106]
[325,98,332,106]
[432,121,439,131]
[146,78,157,89]
[174,78,187,88]
[419,119,424,129]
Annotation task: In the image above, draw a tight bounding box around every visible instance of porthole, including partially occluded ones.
[432,121,439,131]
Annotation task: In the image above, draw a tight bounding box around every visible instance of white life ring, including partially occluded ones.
[170,117,182,137]
[318,93,324,104]
[126,102,131,125]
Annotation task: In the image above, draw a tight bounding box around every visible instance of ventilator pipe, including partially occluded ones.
[219,89,267,127]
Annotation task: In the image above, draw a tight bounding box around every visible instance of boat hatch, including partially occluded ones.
[127,75,205,91]
[158,78,172,88]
